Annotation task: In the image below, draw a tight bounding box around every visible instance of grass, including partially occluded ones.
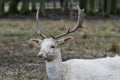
[0,18,120,80]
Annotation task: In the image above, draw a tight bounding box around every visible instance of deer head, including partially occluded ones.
[29,5,85,61]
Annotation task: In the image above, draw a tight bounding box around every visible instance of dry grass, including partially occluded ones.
[0,19,120,80]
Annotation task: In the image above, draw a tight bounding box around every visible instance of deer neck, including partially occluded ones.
[45,48,63,80]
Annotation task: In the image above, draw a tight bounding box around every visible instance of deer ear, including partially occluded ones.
[57,36,73,46]
[28,39,42,47]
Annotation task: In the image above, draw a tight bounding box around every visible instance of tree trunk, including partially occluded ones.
[0,0,4,16]
[9,0,19,14]
[79,0,87,12]
[110,0,116,14]
[31,0,36,12]
[40,0,45,17]
[69,0,74,19]
[53,0,57,10]
[99,0,112,17]
[62,0,69,15]
[60,0,64,11]
[89,0,95,15]
[103,0,111,17]
[21,0,29,14]
[116,0,120,14]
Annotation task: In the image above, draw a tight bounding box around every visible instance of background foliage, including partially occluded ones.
[0,0,120,18]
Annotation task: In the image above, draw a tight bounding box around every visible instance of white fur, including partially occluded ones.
[62,56,120,80]
[31,38,120,80]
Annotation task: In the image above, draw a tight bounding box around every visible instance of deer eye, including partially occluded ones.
[51,45,55,48]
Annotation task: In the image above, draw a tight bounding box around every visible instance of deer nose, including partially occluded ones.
[37,54,43,58]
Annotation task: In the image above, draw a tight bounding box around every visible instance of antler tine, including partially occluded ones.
[53,5,85,39]
[33,8,46,39]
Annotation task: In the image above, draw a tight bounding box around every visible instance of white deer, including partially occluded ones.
[29,5,120,80]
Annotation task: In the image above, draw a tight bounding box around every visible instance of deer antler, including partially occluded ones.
[52,5,85,39]
[33,8,46,39]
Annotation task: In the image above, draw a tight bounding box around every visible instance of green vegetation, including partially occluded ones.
[0,0,120,16]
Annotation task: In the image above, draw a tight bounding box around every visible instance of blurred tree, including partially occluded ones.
[110,0,117,14]
[60,0,65,16]
[0,0,5,16]
[60,0,64,11]
[99,0,111,17]
[53,0,57,10]
[9,0,20,14]
[115,0,120,14]
[98,0,102,13]
[40,0,45,16]
[103,0,112,17]
[31,0,36,12]
[0,0,120,17]
[21,0,29,14]
[63,0,69,15]
[89,0,95,15]
[69,0,73,19]
[79,0,87,13]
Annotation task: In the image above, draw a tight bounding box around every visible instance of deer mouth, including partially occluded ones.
[43,55,55,62]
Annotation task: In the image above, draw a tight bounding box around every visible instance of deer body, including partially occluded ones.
[29,38,120,80]
[29,5,120,80]
[62,57,120,80]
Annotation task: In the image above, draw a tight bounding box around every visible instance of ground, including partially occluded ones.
[0,18,120,80]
